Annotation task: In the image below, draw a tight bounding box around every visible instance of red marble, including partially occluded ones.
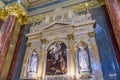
[116,0,120,4]
[0,19,3,28]
[105,0,120,50]
[0,15,18,76]
[7,25,25,80]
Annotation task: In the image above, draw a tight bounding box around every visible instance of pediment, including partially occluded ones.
[43,21,71,31]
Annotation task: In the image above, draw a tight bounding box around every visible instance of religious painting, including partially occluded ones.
[26,49,40,76]
[77,41,92,79]
[45,41,67,75]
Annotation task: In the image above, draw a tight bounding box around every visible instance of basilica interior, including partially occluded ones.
[0,0,120,80]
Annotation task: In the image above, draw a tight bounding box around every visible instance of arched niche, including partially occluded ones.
[75,41,92,79]
[25,48,40,78]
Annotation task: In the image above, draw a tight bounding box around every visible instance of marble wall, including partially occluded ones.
[90,7,120,80]
[12,6,120,80]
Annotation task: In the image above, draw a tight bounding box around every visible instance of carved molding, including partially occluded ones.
[27,0,104,24]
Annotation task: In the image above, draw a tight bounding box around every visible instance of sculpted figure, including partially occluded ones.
[27,50,38,74]
[30,50,38,73]
[78,42,89,72]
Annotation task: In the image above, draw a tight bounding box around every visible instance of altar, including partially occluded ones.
[20,8,103,80]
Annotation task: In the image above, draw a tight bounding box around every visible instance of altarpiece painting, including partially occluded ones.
[46,41,67,75]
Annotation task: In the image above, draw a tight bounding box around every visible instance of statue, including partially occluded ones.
[78,42,89,72]
[27,50,38,74]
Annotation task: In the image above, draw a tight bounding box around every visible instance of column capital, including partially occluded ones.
[41,39,47,44]
[88,32,95,38]
[0,8,8,20]
[0,4,28,24]
[67,34,74,40]
[26,42,32,47]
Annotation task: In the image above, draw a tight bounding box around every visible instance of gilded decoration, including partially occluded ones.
[88,32,96,37]
[21,8,103,80]
[0,3,28,24]
[0,7,8,20]
[26,42,32,47]
[67,34,74,40]
[41,39,47,44]
[0,0,104,24]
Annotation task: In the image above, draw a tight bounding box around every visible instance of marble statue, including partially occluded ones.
[27,50,38,74]
[78,45,89,72]
[30,51,38,73]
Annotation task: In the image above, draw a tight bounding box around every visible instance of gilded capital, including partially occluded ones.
[88,32,95,37]
[26,42,32,47]
[0,3,28,24]
[0,7,8,20]
[41,39,47,44]
[67,34,74,40]
[7,4,28,24]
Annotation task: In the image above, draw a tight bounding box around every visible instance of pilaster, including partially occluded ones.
[88,32,103,80]
[68,34,75,80]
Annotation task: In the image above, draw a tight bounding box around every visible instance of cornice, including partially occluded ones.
[27,0,104,24]
[28,0,89,16]
[22,0,56,8]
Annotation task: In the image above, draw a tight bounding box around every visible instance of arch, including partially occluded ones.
[75,39,89,49]
[45,38,68,51]
[30,46,40,55]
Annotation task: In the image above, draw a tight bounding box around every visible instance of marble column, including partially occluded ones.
[0,19,3,28]
[7,25,25,80]
[116,0,120,4]
[105,0,120,50]
[0,15,18,76]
